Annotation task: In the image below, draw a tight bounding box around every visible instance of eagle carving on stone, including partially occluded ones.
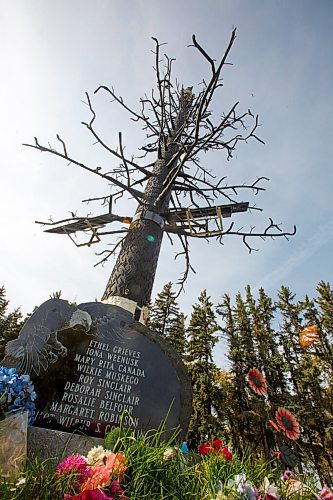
[2,298,133,376]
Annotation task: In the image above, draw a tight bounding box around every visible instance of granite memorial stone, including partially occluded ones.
[2,299,192,438]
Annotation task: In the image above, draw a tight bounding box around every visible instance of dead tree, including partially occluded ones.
[26,30,296,317]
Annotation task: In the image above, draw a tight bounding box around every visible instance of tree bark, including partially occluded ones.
[102,91,193,307]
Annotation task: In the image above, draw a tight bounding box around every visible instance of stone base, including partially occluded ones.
[28,426,104,469]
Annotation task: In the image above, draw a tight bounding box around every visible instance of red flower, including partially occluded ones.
[198,443,212,455]
[211,439,223,451]
[275,407,300,441]
[199,439,223,455]
[221,447,232,461]
[248,368,267,396]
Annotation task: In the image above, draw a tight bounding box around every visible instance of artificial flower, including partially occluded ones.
[227,473,258,499]
[281,470,298,482]
[64,490,111,499]
[260,477,279,499]
[320,487,333,500]
[82,466,114,491]
[299,325,318,347]
[211,439,223,450]
[275,407,300,441]
[221,447,232,461]
[180,441,189,453]
[81,453,126,491]
[56,454,91,487]
[163,447,177,461]
[104,453,126,481]
[86,446,114,465]
[198,442,213,455]
[15,477,26,487]
[0,366,36,423]
[65,481,128,499]
[284,479,311,497]
[268,419,280,433]
[198,439,232,460]
[248,369,267,396]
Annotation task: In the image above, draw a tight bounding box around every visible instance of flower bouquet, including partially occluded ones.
[56,446,128,499]
[0,365,36,480]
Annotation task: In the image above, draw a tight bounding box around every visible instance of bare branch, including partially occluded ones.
[94,85,159,136]
[190,35,216,74]
[23,137,144,204]
[174,233,196,297]
[56,134,68,157]
[82,92,153,178]
[94,237,125,266]
[118,132,131,186]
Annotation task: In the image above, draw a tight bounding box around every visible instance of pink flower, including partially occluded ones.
[104,453,127,481]
[321,487,333,500]
[56,454,90,486]
[81,453,127,491]
[82,465,113,491]
[64,490,111,499]
[282,470,298,481]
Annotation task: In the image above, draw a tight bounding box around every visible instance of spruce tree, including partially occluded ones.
[147,282,186,356]
[186,290,220,445]
[166,312,187,357]
[217,294,248,451]
[246,286,288,402]
[275,286,303,399]
[148,282,180,336]
[0,286,23,360]
[315,281,333,364]
[299,288,333,484]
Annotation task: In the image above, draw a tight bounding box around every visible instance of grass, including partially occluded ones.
[0,425,323,499]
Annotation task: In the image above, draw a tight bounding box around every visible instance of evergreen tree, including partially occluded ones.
[217,294,247,452]
[215,282,332,481]
[186,290,220,445]
[246,286,288,403]
[315,281,333,365]
[213,369,237,446]
[166,312,187,357]
[275,286,303,399]
[148,282,180,336]
[0,286,23,360]
[276,285,332,484]
[298,288,333,484]
[147,282,186,356]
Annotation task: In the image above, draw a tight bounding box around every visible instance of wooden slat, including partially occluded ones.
[43,202,249,234]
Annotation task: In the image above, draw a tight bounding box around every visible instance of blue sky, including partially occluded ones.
[1,1,332,366]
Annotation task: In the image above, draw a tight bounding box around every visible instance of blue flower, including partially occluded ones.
[0,365,37,424]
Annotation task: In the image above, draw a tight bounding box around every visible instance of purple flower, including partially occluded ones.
[282,470,299,481]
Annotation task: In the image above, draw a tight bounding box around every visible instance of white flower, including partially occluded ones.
[163,447,177,461]
[86,445,113,465]
[227,474,258,500]
[261,477,279,499]
[16,477,26,487]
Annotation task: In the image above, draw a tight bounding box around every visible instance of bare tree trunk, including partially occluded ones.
[101,160,170,307]
[102,93,192,307]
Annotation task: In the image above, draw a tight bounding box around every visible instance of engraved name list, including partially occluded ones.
[36,339,145,436]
